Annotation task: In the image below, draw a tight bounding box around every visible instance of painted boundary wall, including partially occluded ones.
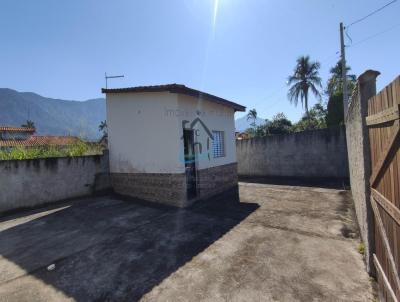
[0,153,110,213]
[236,127,349,179]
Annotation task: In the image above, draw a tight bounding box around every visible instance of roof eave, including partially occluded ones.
[102,85,246,112]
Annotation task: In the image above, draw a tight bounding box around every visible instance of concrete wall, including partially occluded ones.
[345,70,379,275]
[0,154,110,213]
[236,127,349,179]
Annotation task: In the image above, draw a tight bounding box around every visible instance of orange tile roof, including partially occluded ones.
[0,126,35,132]
[0,136,81,147]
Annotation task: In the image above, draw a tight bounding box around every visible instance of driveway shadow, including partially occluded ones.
[0,187,258,301]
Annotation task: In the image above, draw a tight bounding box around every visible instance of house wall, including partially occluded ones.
[176,94,239,201]
[106,92,188,206]
[106,92,238,173]
[106,91,240,206]
[236,127,349,179]
[176,94,237,170]
[106,92,183,174]
[0,154,110,213]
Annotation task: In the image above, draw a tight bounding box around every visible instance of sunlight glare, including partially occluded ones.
[213,0,220,28]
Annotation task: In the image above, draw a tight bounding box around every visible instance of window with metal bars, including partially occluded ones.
[212,131,225,158]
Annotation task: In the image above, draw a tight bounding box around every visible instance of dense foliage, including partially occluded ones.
[326,93,344,127]
[0,142,103,160]
[325,61,356,127]
[293,103,327,131]
[245,104,328,137]
[242,58,357,138]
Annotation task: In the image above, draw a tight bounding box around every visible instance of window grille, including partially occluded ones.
[212,131,225,158]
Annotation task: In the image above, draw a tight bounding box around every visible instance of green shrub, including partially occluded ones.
[0,143,103,160]
[357,243,365,255]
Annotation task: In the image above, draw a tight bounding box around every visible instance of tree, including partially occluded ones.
[293,103,327,132]
[21,120,35,130]
[246,114,292,137]
[99,120,108,137]
[251,119,271,137]
[287,56,322,117]
[246,109,258,130]
[326,60,356,97]
[267,113,292,135]
[326,94,344,127]
[325,61,356,126]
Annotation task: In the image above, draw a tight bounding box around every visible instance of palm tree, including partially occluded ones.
[287,56,322,117]
[247,109,258,129]
[21,120,35,130]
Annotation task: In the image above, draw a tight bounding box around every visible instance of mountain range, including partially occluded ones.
[0,88,261,139]
[0,88,106,140]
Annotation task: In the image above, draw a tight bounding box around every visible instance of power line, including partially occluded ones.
[348,22,400,48]
[346,0,398,28]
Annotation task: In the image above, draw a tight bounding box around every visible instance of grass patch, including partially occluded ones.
[358,243,365,255]
[0,142,104,160]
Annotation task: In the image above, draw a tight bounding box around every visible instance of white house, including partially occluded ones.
[102,84,245,207]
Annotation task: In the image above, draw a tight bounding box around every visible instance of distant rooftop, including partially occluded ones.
[0,126,35,132]
[102,84,246,112]
[0,136,81,147]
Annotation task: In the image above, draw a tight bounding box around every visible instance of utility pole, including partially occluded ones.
[340,22,348,118]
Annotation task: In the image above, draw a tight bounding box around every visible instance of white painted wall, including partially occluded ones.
[106,91,237,174]
[106,92,184,174]
[177,94,237,170]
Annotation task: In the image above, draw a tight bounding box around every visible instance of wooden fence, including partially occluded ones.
[366,76,400,301]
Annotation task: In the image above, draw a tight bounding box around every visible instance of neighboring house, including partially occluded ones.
[0,126,81,149]
[0,126,35,140]
[102,84,246,207]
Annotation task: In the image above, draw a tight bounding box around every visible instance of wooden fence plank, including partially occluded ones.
[370,120,400,186]
[366,75,400,301]
[371,197,400,294]
[374,254,398,302]
[366,105,400,126]
[372,189,400,226]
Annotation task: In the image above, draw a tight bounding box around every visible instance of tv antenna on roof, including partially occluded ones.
[105,72,124,89]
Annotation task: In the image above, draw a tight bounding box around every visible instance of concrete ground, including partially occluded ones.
[0,182,375,302]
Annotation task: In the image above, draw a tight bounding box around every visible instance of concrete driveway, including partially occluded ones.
[0,182,374,301]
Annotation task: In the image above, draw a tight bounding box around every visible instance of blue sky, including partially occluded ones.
[1,0,399,122]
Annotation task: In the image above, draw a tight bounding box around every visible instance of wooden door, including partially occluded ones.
[183,129,197,199]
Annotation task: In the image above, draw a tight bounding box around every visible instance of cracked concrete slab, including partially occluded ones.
[0,183,375,301]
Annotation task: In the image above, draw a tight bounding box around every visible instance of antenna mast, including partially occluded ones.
[105,72,124,89]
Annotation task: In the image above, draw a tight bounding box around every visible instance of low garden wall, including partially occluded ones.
[0,153,111,214]
[236,126,349,179]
